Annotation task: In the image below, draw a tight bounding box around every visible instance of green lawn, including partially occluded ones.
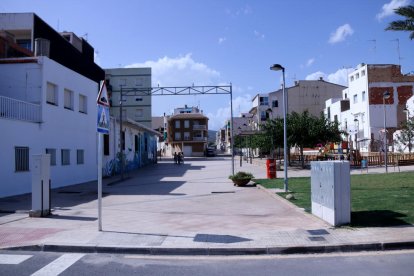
[254,172,414,227]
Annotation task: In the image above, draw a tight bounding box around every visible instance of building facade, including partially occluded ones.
[325,64,414,152]
[105,67,152,128]
[0,12,104,197]
[166,106,208,156]
[102,117,160,176]
[268,79,346,120]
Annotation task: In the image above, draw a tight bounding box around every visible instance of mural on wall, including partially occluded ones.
[103,132,158,177]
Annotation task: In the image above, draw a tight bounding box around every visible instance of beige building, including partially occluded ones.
[268,79,346,119]
[166,106,208,157]
[105,68,152,128]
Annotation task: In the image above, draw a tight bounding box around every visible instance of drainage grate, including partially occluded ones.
[308,236,326,242]
[211,191,236,194]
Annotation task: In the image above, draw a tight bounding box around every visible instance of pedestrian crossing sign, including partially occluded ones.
[97,104,109,134]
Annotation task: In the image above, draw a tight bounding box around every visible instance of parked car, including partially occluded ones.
[206,147,216,157]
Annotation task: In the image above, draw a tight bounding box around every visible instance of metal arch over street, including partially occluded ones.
[114,84,235,176]
[118,85,232,97]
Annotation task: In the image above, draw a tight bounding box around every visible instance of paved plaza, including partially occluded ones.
[0,156,413,255]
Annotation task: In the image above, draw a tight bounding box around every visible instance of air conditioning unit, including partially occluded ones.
[34,38,50,57]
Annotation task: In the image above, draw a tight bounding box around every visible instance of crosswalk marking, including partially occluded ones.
[31,253,85,276]
[0,254,32,264]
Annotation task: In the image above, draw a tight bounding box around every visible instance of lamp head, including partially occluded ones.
[403,107,409,113]
[270,64,285,71]
[383,91,391,99]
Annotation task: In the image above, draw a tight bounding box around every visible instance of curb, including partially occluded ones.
[4,241,414,256]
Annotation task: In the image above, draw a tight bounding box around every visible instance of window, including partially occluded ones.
[350,76,354,82]
[135,97,143,101]
[45,148,56,166]
[175,132,181,140]
[184,132,190,140]
[79,94,87,114]
[175,120,181,128]
[135,78,144,86]
[64,89,74,110]
[344,93,348,99]
[184,120,190,128]
[356,73,360,79]
[103,134,109,156]
[61,149,70,165]
[361,70,366,77]
[362,91,366,102]
[334,115,338,122]
[77,149,84,165]
[272,100,278,108]
[353,94,358,104]
[135,109,143,118]
[46,82,58,105]
[15,147,29,172]
[260,111,267,121]
[259,97,269,106]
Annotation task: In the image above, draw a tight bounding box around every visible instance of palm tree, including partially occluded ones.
[385,5,414,40]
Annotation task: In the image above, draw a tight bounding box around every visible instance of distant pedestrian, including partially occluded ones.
[180,152,184,164]
[177,152,182,165]
[173,152,178,164]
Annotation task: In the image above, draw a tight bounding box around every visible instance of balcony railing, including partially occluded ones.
[0,95,41,123]
[193,137,207,141]
[193,124,206,130]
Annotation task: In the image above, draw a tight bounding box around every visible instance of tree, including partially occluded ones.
[287,111,343,168]
[395,116,414,153]
[385,5,414,40]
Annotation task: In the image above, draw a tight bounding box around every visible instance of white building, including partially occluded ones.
[102,117,160,176]
[325,64,414,152]
[0,12,105,197]
[0,56,99,197]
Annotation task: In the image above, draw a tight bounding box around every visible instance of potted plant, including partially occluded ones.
[229,171,254,186]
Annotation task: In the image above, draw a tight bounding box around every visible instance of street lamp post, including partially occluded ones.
[270,64,288,192]
[383,91,391,173]
[403,107,412,154]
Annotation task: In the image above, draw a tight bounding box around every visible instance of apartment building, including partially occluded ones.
[0,13,104,197]
[105,67,152,128]
[166,106,208,156]
[325,63,414,152]
[268,79,346,120]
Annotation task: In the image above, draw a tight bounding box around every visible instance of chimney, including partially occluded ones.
[319,77,323,81]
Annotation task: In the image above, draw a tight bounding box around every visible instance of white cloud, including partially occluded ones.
[254,30,265,39]
[218,37,227,44]
[305,58,315,67]
[328,24,354,44]
[206,93,253,130]
[305,68,351,86]
[376,0,410,20]
[126,53,220,86]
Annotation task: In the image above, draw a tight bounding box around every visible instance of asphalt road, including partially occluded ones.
[1,250,414,276]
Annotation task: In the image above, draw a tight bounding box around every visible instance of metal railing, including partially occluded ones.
[0,95,41,123]
[193,137,207,141]
[193,124,206,130]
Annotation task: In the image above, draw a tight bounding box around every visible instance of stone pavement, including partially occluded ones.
[0,156,413,255]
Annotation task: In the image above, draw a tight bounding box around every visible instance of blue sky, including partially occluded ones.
[2,0,413,130]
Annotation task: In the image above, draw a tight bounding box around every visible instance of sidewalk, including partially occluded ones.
[0,156,413,255]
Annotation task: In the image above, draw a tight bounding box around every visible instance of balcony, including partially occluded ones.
[0,95,41,123]
[193,137,207,142]
[193,124,206,130]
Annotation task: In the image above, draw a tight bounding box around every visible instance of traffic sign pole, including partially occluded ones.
[98,132,102,231]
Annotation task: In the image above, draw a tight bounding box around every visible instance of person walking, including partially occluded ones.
[173,152,178,164]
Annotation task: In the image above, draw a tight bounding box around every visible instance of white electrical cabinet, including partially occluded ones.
[311,161,351,226]
[30,154,51,217]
